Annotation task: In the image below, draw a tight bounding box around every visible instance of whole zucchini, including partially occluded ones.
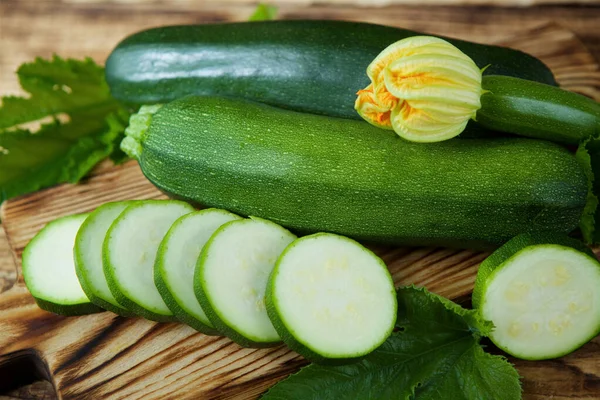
[122,97,588,249]
[477,75,600,145]
[106,20,556,121]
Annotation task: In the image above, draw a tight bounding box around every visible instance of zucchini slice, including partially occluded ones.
[473,233,600,360]
[23,214,102,316]
[103,200,194,322]
[266,233,397,363]
[74,201,135,316]
[155,209,241,334]
[195,217,296,347]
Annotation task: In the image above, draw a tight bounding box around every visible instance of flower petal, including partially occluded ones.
[354,84,394,130]
[390,100,472,142]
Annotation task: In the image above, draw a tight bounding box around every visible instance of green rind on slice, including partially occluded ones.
[23,214,102,316]
[473,233,600,360]
[266,233,397,364]
[103,200,194,322]
[155,208,241,335]
[32,296,103,316]
[74,201,136,316]
[472,233,594,307]
[194,217,296,347]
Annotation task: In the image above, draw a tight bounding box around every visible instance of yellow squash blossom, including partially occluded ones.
[355,36,486,142]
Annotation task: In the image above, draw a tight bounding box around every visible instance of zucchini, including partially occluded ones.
[74,201,135,316]
[353,38,599,145]
[123,96,590,249]
[476,75,600,145]
[265,233,397,364]
[194,217,296,347]
[103,200,194,322]
[472,233,600,360]
[106,21,556,122]
[23,214,101,316]
[154,209,241,335]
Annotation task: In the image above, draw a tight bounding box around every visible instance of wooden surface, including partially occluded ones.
[1,1,600,399]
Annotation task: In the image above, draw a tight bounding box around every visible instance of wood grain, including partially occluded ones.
[0,5,599,400]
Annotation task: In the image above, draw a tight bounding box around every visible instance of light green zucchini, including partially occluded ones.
[154,209,241,334]
[194,217,296,347]
[103,200,194,322]
[472,233,600,360]
[74,201,135,316]
[266,233,397,364]
[23,214,101,316]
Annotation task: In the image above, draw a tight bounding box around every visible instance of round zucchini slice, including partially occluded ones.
[473,233,600,360]
[103,200,194,322]
[74,201,135,316]
[23,214,101,316]
[266,233,397,364]
[195,217,296,347]
[155,208,241,335]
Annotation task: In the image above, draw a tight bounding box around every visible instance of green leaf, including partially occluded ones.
[262,287,521,400]
[249,3,278,21]
[0,56,131,201]
[0,56,111,129]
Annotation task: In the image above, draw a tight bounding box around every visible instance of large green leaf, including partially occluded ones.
[0,56,131,201]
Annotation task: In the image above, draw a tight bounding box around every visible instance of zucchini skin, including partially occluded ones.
[106,20,556,121]
[478,76,600,145]
[130,96,587,249]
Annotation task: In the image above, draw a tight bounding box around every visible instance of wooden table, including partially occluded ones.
[1,1,599,399]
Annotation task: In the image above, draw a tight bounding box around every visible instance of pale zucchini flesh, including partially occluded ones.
[473,234,600,360]
[195,217,296,347]
[74,201,134,316]
[103,200,194,322]
[23,214,101,316]
[266,233,397,363]
[155,209,241,334]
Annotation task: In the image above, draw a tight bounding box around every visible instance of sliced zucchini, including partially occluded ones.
[22,214,101,316]
[195,217,296,347]
[74,201,135,316]
[103,200,194,322]
[473,233,600,360]
[266,233,397,364]
[155,209,241,334]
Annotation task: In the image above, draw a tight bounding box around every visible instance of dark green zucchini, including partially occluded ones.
[477,75,600,145]
[106,20,556,122]
[122,97,590,250]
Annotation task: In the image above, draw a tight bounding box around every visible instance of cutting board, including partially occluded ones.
[0,23,599,400]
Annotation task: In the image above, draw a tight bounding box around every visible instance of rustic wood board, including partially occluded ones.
[0,22,599,400]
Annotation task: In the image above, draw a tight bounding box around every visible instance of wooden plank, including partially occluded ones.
[0,4,599,400]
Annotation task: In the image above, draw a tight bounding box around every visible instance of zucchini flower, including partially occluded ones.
[355,36,485,142]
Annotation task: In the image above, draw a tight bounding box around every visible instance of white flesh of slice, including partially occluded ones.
[200,218,296,343]
[23,214,90,305]
[481,245,600,360]
[105,201,193,317]
[159,209,241,326]
[75,201,131,311]
[272,233,397,358]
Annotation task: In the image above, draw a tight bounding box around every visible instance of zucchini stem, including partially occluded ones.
[121,104,162,159]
